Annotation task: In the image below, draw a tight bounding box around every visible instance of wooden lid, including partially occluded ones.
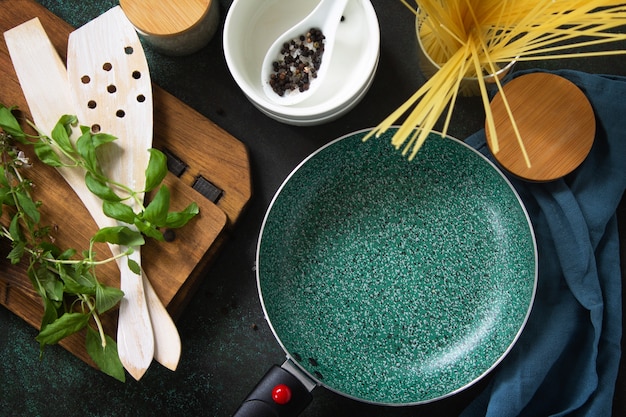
[120,0,211,36]
[486,72,595,182]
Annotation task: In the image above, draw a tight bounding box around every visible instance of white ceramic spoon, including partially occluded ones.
[260,0,348,106]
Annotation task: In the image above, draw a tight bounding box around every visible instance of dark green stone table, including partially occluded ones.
[1,1,624,416]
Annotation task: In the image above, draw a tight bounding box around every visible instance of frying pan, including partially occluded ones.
[234,128,537,416]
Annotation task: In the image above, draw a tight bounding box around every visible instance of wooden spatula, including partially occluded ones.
[65,6,159,380]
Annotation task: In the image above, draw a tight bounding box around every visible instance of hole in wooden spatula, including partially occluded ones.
[103,62,113,71]
[107,84,117,93]
[81,75,91,84]
[124,46,134,55]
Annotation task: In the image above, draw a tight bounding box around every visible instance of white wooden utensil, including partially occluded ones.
[65,6,157,380]
[4,13,181,379]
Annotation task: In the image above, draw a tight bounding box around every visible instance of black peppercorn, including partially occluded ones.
[267,27,327,97]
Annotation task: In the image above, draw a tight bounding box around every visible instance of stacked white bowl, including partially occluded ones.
[224,0,380,126]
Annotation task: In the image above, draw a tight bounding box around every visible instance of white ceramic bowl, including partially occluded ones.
[224,0,380,126]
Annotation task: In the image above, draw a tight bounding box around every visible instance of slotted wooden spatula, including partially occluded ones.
[5,14,181,379]
[66,6,157,380]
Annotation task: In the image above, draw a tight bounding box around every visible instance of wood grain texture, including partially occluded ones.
[486,72,596,181]
[119,0,211,36]
[0,0,251,367]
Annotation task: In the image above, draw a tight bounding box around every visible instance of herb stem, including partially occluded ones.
[79,293,107,348]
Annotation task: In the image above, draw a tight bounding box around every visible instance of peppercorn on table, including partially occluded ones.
[0,1,625,416]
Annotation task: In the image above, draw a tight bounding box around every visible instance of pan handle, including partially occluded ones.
[232,360,316,417]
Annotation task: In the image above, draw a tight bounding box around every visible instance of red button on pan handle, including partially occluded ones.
[271,384,292,405]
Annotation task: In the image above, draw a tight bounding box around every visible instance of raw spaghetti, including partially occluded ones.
[367,0,626,165]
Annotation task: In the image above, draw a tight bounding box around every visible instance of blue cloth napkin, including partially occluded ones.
[461,69,626,416]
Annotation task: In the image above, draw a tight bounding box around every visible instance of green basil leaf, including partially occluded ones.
[36,312,90,345]
[75,266,98,288]
[7,241,25,264]
[38,242,61,258]
[85,172,121,202]
[57,248,77,260]
[77,268,98,287]
[26,265,47,299]
[165,202,200,228]
[0,188,6,214]
[127,258,141,275]
[134,218,165,241]
[96,283,124,313]
[40,297,59,330]
[144,148,167,192]
[86,326,125,382]
[58,266,96,295]
[102,201,136,224]
[8,214,23,242]
[50,119,76,156]
[33,142,63,167]
[43,277,64,302]
[76,130,99,173]
[0,191,12,212]
[92,226,145,247]
[57,114,78,133]
[0,165,9,187]
[143,185,170,227]
[91,132,117,149]
[0,105,25,139]
[15,190,40,223]
[62,276,96,295]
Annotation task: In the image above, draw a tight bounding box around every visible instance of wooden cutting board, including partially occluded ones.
[0,0,252,367]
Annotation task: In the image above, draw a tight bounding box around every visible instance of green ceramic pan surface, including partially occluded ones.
[257,129,537,405]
